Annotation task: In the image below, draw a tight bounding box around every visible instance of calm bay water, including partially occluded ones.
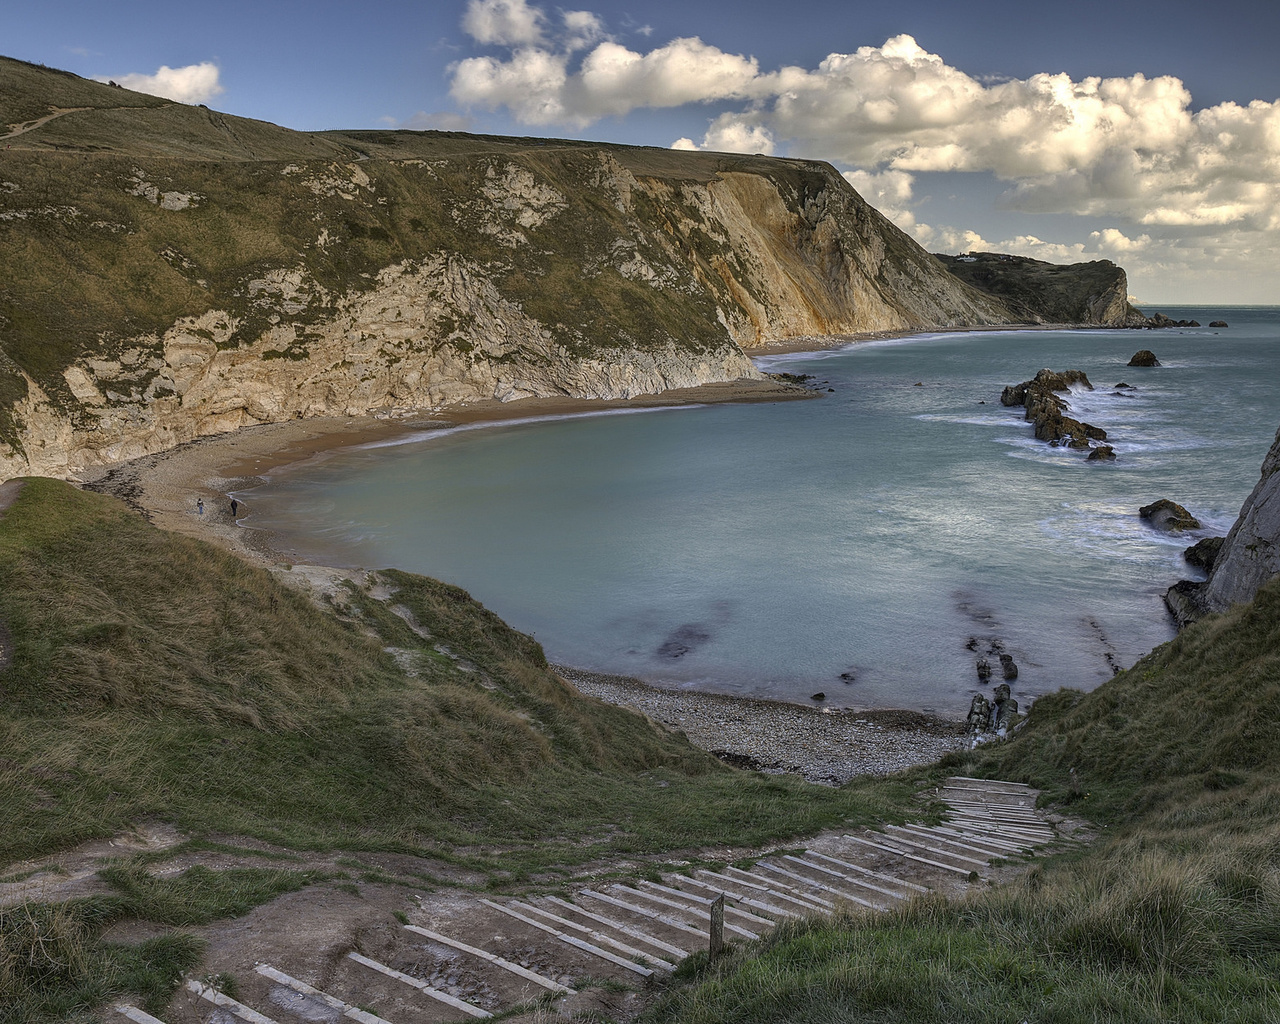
[240,307,1280,715]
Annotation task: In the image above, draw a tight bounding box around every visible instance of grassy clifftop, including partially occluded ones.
[0,54,1020,474]
[934,251,1148,326]
[0,477,921,1019]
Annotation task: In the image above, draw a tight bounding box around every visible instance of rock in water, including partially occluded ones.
[976,657,991,682]
[810,692,826,702]
[1087,445,1117,461]
[1210,321,1228,328]
[999,653,1019,680]
[1183,536,1225,573]
[966,694,992,733]
[1140,499,1202,532]
[1000,368,1109,450]
[1128,349,1161,367]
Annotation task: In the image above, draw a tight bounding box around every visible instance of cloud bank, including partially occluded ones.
[95,62,224,104]
[445,1,1280,298]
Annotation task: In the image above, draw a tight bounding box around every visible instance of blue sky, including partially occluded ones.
[8,0,1280,303]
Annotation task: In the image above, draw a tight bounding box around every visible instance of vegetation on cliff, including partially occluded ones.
[1,55,1145,481]
[935,251,1149,326]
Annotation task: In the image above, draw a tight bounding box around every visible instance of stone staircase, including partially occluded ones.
[117,777,1060,1024]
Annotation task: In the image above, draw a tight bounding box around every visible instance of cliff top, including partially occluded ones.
[1,55,818,183]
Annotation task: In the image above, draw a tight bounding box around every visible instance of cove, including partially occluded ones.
[240,308,1280,716]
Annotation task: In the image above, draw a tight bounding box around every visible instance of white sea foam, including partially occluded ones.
[353,404,692,451]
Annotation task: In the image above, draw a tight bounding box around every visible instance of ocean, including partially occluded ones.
[238,307,1280,716]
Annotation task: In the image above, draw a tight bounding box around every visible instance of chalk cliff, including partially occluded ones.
[1166,426,1280,626]
[0,56,1130,480]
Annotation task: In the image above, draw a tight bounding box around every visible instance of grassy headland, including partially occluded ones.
[643,580,1280,1022]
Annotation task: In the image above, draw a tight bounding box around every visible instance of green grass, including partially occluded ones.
[0,478,911,870]
[642,580,1280,1023]
[0,861,327,1022]
[0,477,924,1017]
[0,55,1026,456]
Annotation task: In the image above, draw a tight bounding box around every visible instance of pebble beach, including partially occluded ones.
[557,666,965,785]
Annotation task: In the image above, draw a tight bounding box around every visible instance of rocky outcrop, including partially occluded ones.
[1000,368,1109,453]
[1183,536,1225,573]
[1140,499,1201,532]
[1128,350,1161,367]
[1145,313,1201,329]
[1165,425,1280,626]
[934,252,1151,327]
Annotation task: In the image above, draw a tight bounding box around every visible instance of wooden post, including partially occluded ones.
[709,893,725,958]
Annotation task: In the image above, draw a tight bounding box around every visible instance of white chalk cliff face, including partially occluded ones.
[5,253,759,478]
[0,138,1020,481]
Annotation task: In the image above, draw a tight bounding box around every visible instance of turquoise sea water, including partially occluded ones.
[240,307,1280,716]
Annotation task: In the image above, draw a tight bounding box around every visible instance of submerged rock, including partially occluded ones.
[1087,445,1117,461]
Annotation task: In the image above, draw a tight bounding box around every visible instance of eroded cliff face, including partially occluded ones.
[1166,426,1280,625]
[0,145,1019,480]
[0,58,1026,480]
[4,252,760,477]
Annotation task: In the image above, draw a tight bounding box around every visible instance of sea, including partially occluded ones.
[237,307,1280,717]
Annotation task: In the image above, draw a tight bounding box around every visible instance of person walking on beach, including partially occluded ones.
[196,498,204,516]
[230,498,239,518]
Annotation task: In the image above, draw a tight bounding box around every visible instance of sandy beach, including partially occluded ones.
[77,373,968,780]
[79,376,816,567]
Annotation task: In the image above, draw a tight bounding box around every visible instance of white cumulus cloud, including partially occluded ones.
[449,14,1280,239]
[445,5,1280,299]
[462,0,547,47]
[96,62,224,104]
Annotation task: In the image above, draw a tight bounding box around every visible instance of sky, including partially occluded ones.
[7,0,1280,304]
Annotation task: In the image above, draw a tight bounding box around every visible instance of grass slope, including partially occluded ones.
[645,581,1280,1022]
[0,478,908,866]
[0,478,915,1017]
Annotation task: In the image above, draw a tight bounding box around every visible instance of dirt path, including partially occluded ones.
[40,778,1087,1024]
[2,106,91,140]
[0,477,23,511]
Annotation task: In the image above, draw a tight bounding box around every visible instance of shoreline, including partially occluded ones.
[74,366,974,779]
[557,667,965,784]
[79,376,816,569]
